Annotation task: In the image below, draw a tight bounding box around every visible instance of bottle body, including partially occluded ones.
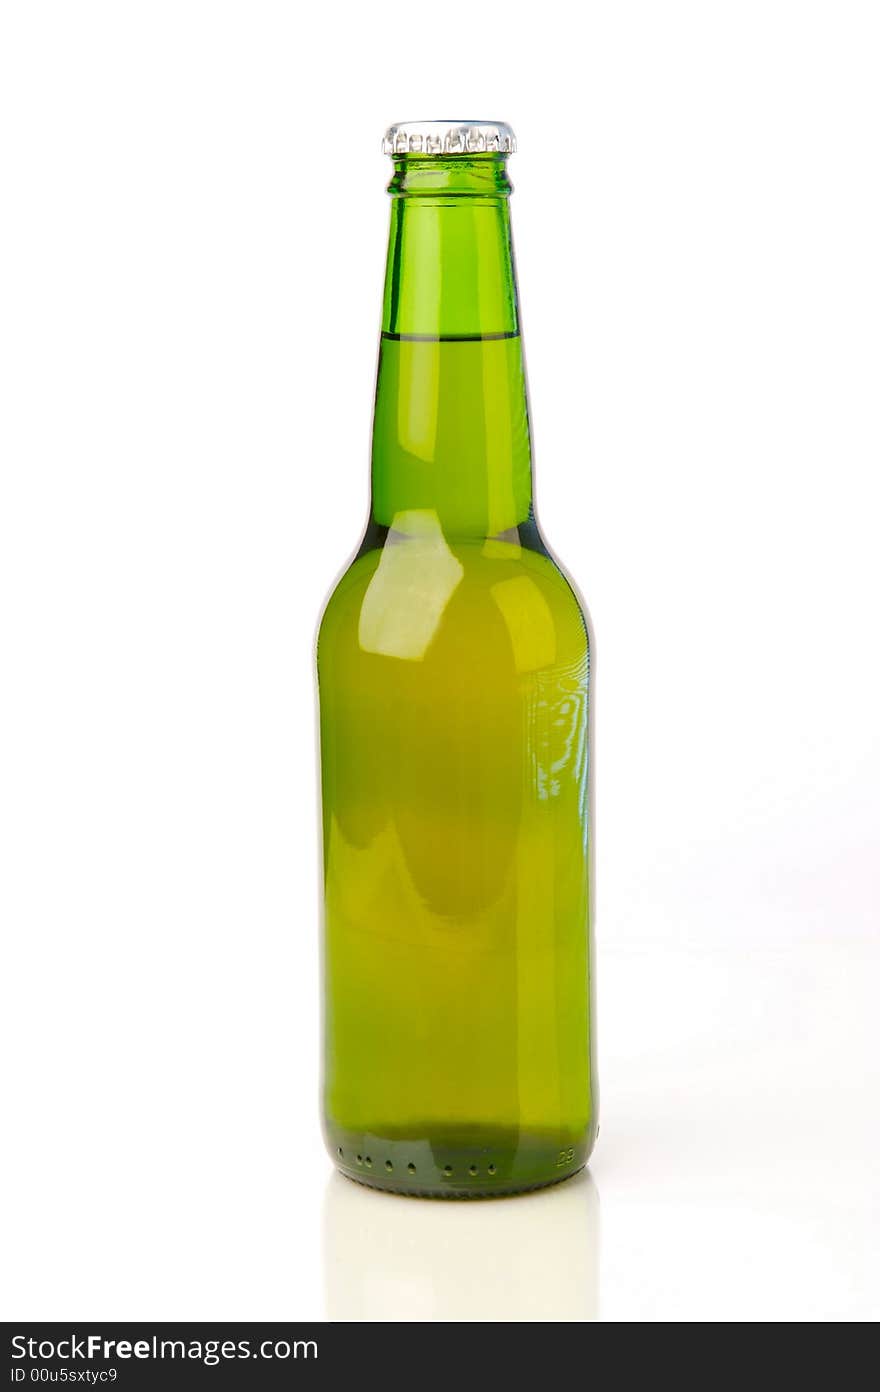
[317,133,596,1195]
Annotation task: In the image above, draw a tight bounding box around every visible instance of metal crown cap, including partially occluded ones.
[382,120,516,157]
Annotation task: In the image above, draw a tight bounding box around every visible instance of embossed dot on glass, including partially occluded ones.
[317,121,597,1196]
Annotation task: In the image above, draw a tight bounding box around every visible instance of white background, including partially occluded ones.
[1,1,878,1322]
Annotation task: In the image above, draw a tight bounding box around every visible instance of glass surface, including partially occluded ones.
[317,153,596,1195]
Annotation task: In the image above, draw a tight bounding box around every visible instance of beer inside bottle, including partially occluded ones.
[317,121,597,1196]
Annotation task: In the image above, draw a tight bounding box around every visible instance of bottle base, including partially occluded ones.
[338,1162,586,1200]
[324,1121,595,1200]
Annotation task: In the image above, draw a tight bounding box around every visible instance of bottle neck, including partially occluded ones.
[370,156,533,540]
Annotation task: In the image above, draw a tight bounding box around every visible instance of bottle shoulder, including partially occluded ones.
[318,528,589,672]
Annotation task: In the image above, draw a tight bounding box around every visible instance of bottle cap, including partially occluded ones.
[382,120,516,157]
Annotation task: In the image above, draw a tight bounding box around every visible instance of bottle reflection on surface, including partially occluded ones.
[323,1168,599,1321]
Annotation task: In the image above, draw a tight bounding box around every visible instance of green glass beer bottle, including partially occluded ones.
[317,121,596,1196]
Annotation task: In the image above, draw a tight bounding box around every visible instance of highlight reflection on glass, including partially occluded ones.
[323,1170,599,1321]
[358,511,463,662]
